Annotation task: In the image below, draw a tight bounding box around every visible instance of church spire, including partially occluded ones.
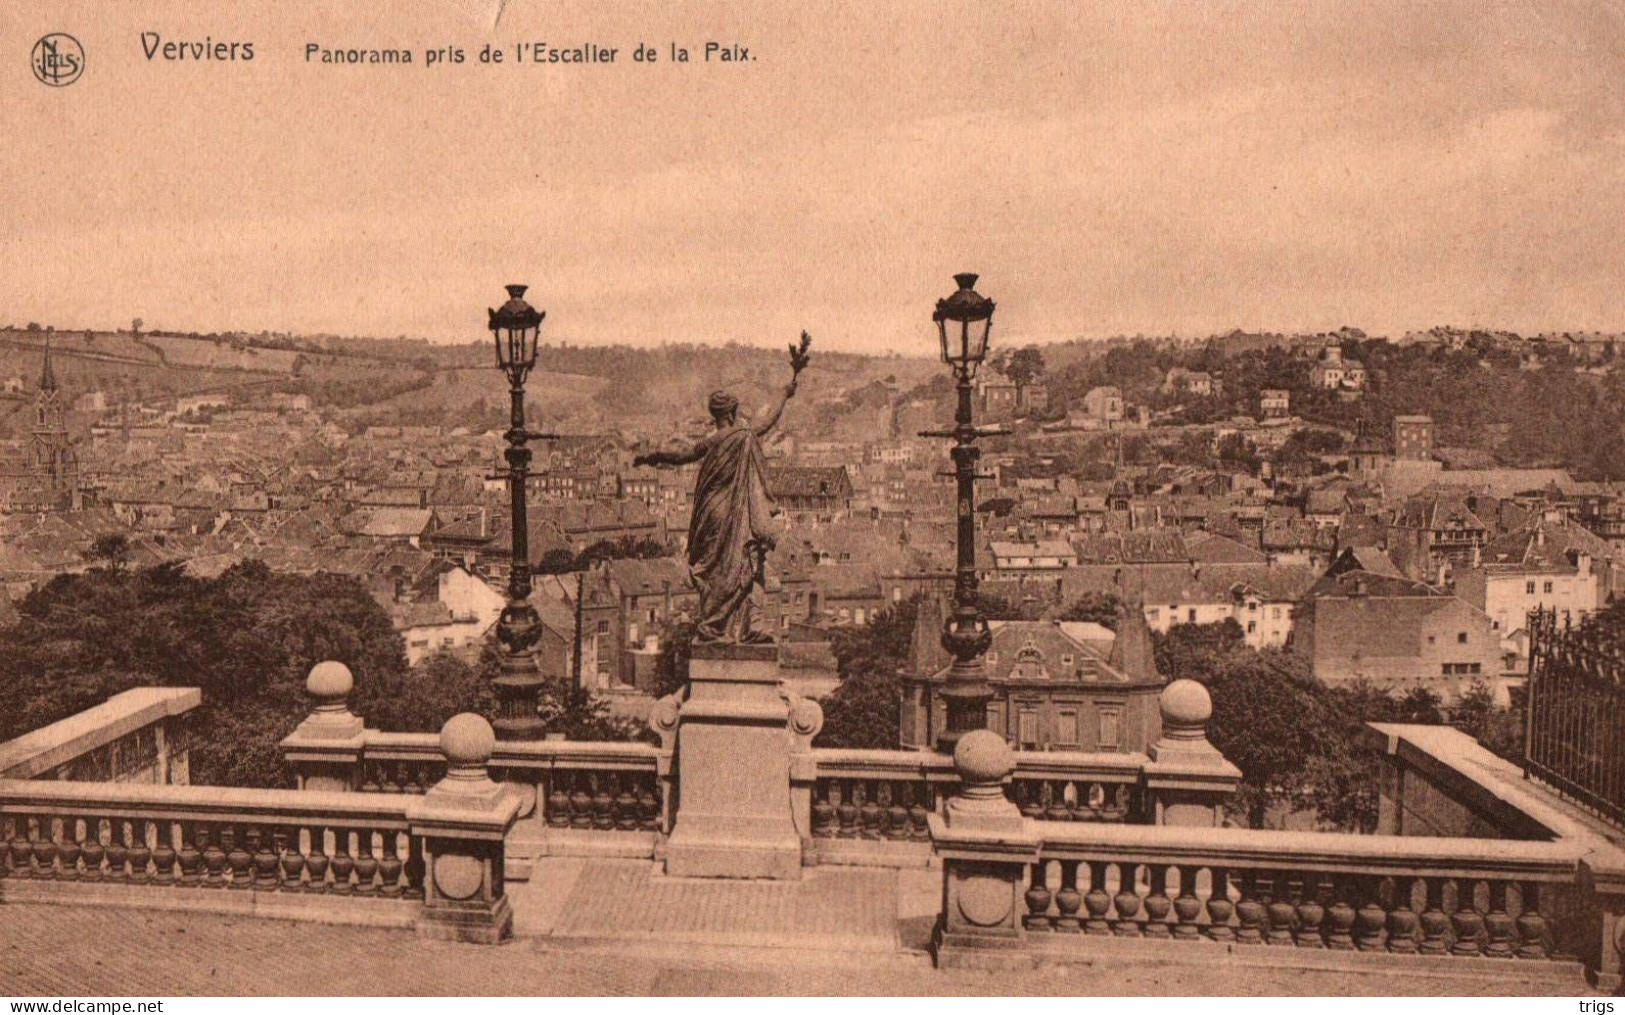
[39,334,57,393]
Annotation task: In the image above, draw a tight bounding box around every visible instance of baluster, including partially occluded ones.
[277,828,304,891]
[835,782,859,838]
[329,827,354,894]
[221,826,249,889]
[5,816,31,878]
[592,775,615,831]
[353,829,378,895]
[360,760,383,793]
[247,828,274,890]
[1386,875,1419,954]
[1515,882,1549,960]
[1295,875,1326,948]
[859,781,883,840]
[1353,876,1387,952]
[1483,881,1515,958]
[175,823,202,888]
[1264,872,1296,946]
[101,819,128,882]
[1171,865,1203,941]
[1112,861,1143,937]
[886,783,910,841]
[0,817,13,878]
[616,776,639,832]
[1206,867,1235,942]
[1143,864,1173,939]
[909,783,931,840]
[1450,878,1486,957]
[873,782,895,839]
[80,817,106,882]
[31,815,58,880]
[546,774,571,828]
[126,819,152,884]
[1082,860,1112,935]
[638,778,661,832]
[302,825,328,893]
[1023,861,1053,931]
[1054,861,1083,932]
[811,782,837,838]
[1417,877,1449,954]
[151,819,177,886]
[402,834,426,900]
[1016,781,1044,821]
[1324,876,1357,950]
[1083,782,1106,822]
[201,824,227,888]
[1234,870,1265,944]
[570,774,593,830]
[378,832,403,898]
[1045,781,1070,823]
[56,817,82,882]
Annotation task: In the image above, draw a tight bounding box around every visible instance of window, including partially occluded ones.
[1247,621,1257,634]
[1457,632,1468,644]
[1018,710,1039,749]
[1187,608,1197,623]
[1427,635,1436,645]
[1097,708,1122,750]
[596,620,610,635]
[1543,581,1554,594]
[1057,710,1079,747]
[1060,654,1074,667]
[1272,607,1283,620]
[1526,581,1537,595]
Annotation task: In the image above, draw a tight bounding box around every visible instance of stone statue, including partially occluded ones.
[633,333,811,644]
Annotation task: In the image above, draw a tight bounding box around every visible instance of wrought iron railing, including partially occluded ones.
[1525,608,1625,827]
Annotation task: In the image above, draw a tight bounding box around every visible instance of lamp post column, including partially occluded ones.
[493,380,546,741]
[937,368,992,754]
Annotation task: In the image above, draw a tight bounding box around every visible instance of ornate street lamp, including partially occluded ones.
[488,284,558,741]
[922,273,1000,754]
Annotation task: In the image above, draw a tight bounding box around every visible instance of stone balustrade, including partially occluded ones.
[929,717,1625,992]
[0,687,201,783]
[806,750,1145,843]
[1,712,521,944]
[1022,823,1578,957]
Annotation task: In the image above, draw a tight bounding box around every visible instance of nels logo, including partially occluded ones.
[32,33,84,86]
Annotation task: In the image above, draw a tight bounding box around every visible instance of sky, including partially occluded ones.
[3,0,1624,352]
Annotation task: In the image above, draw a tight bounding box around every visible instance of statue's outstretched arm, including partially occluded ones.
[633,440,706,468]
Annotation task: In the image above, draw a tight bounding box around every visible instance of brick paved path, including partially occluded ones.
[0,901,1586,996]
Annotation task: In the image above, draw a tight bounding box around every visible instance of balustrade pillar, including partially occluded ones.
[1143,680,1242,827]
[409,714,520,944]
[930,729,1040,963]
[280,661,365,792]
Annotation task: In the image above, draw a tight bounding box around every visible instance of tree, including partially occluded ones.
[1056,591,1121,627]
[131,318,144,335]
[816,597,920,748]
[84,533,132,571]
[0,561,408,789]
[1005,346,1046,388]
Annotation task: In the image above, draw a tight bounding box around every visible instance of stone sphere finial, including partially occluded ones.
[954,728,1015,787]
[440,713,496,768]
[1160,678,1213,737]
[306,660,354,708]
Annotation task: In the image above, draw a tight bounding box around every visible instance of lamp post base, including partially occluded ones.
[491,663,545,742]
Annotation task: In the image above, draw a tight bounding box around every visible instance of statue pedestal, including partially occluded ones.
[664,643,803,880]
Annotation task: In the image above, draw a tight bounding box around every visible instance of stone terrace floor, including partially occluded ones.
[0,859,1591,996]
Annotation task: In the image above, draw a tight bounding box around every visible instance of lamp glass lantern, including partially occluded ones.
[933,272,995,377]
[488,283,545,376]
